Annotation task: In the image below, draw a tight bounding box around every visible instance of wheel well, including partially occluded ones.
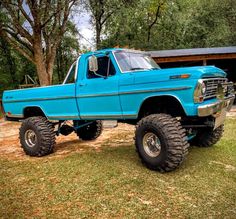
[138,96,186,119]
[23,107,46,118]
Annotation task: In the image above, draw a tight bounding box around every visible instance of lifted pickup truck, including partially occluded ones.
[1,48,235,172]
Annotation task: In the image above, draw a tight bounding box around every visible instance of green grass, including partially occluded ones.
[1,119,236,218]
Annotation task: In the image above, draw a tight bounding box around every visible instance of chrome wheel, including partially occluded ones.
[143,132,161,157]
[24,129,37,148]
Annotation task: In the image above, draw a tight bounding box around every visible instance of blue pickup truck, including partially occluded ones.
[1,48,235,172]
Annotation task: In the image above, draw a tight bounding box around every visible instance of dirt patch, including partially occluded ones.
[0,119,134,160]
[0,105,235,160]
[227,105,236,117]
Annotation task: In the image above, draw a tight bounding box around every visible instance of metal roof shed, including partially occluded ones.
[149,46,236,63]
[149,46,236,83]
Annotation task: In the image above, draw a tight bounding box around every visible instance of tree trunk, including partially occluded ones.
[46,47,57,85]
[56,49,62,83]
[34,57,50,86]
[33,39,49,86]
[96,23,101,49]
[34,54,56,86]
[33,37,57,86]
[147,27,151,43]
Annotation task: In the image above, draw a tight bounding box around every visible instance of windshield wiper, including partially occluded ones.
[130,67,148,71]
[150,67,160,70]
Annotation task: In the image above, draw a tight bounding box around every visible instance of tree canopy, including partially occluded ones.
[100,0,236,50]
[0,0,235,95]
[0,0,78,85]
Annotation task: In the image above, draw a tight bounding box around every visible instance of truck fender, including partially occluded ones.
[137,94,187,119]
[23,106,48,119]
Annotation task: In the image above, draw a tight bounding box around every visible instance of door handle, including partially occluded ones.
[79,82,87,86]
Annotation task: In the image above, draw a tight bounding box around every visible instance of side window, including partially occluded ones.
[87,56,116,79]
[65,63,76,84]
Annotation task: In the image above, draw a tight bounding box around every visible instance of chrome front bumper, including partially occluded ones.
[198,95,235,117]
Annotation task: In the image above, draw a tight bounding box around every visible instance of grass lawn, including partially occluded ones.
[0,119,236,218]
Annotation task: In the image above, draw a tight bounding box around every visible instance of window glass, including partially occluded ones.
[114,52,160,72]
[65,63,76,84]
[87,56,116,79]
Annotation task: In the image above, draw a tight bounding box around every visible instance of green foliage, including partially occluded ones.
[172,0,236,48]
[0,37,37,97]
[0,21,79,95]
[100,0,236,50]
[0,0,235,94]
[0,0,79,86]
[85,0,135,49]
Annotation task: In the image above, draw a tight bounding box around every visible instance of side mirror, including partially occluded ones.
[89,55,98,72]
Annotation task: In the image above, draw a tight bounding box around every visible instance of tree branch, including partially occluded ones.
[101,10,115,25]
[148,3,164,29]
[1,2,33,43]
[2,33,34,63]
[41,6,63,29]
[27,0,41,31]
[17,0,34,27]
[2,26,33,53]
[53,0,76,45]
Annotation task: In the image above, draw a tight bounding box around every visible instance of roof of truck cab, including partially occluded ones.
[83,48,146,55]
[96,48,123,52]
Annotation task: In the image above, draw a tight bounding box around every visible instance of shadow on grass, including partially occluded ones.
[53,136,134,158]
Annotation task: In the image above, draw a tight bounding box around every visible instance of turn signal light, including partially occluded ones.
[170,74,190,79]
[180,74,190,79]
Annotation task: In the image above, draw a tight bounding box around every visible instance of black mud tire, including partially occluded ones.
[77,120,103,141]
[19,116,55,156]
[135,114,189,172]
[190,125,224,147]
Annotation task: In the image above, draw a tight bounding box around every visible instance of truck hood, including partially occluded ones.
[134,66,226,84]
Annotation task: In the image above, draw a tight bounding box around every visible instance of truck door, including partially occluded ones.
[77,54,122,119]
[47,61,79,120]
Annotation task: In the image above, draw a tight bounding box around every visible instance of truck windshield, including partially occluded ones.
[114,51,160,73]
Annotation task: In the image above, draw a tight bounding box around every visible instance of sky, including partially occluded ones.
[22,1,95,50]
[73,11,94,49]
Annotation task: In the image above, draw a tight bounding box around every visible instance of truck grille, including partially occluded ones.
[203,78,230,100]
